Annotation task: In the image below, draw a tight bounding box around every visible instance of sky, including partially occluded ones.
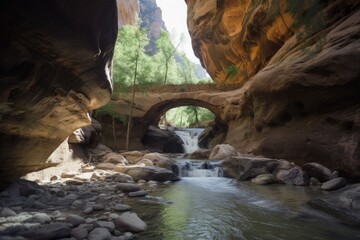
[156,0,200,64]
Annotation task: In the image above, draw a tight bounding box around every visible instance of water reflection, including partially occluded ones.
[129,178,360,240]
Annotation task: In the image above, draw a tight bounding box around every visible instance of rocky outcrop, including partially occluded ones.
[0,0,141,184]
[139,0,167,54]
[141,126,184,153]
[117,0,139,27]
[187,1,360,177]
[309,183,360,225]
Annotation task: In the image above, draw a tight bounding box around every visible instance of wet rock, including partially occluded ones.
[95,221,115,233]
[66,214,85,227]
[302,163,334,182]
[0,237,27,240]
[88,228,112,240]
[128,190,147,197]
[125,167,180,182]
[71,227,88,240]
[221,156,294,180]
[114,204,132,212]
[276,167,310,186]
[310,177,321,186]
[18,223,71,240]
[189,149,211,159]
[115,212,147,232]
[251,174,276,185]
[320,177,347,191]
[24,213,51,224]
[0,208,17,217]
[116,183,140,192]
[209,144,238,160]
[309,184,360,225]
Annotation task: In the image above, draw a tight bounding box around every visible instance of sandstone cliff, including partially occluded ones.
[0,0,137,184]
[187,1,360,177]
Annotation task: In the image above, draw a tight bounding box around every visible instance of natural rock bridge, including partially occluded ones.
[110,83,242,123]
[97,83,243,150]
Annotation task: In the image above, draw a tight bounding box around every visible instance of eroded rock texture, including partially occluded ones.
[187,1,360,177]
[0,0,119,184]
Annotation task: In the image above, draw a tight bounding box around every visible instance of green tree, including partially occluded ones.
[156,31,183,84]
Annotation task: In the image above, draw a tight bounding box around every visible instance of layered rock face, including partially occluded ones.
[117,0,140,27]
[0,0,120,183]
[187,1,360,177]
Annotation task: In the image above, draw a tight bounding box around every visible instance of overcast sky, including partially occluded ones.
[156,0,199,64]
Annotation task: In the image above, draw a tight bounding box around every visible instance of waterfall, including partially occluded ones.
[174,128,204,153]
[177,159,223,177]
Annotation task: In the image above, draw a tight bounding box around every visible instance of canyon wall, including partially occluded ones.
[0,0,138,184]
[187,0,360,177]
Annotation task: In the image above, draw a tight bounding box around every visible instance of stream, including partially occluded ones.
[128,164,360,240]
[126,129,360,239]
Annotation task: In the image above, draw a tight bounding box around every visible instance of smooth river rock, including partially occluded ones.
[115,212,147,233]
[320,177,347,191]
[302,163,334,182]
[309,184,360,226]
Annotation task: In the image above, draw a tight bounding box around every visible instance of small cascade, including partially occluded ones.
[177,159,223,177]
[174,128,204,153]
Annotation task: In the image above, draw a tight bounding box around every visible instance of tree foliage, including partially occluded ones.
[164,106,215,128]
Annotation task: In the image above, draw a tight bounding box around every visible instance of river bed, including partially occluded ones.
[126,176,360,240]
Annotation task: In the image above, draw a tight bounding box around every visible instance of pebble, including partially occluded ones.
[115,212,147,232]
[93,204,105,211]
[71,226,89,239]
[95,221,116,233]
[88,227,112,240]
[66,214,85,227]
[84,207,94,214]
[114,204,132,212]
[128,190,147,197]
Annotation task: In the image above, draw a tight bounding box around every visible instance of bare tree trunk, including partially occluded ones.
[112,116,118,152]
[164,61,169,84]
[125,37,141,151]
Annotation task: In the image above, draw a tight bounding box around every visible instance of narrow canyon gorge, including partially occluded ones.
[0,0,359,239]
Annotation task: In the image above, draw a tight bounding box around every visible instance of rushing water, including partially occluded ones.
[174,128,204,153]
[126,160,360,240]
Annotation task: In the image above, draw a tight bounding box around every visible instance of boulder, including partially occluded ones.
[116,183,141,192]
[189,149,211,159]
[88,228,112,240]
[104,173,133,183]
[19,223,71,240]
[142,126,184,153]
[309,184,360,225]
[209,144,238,160]
[276,167,310,186]
[320,177,347,191]
[121,151,146,164]
[68,118,102,148]
[137,159,154,166]
[128,190,147,197]
[71,227,89,240]
[101,153,128,165]
[220,156,294,180]
[125,167,180,182]
[251,174,277,185]
[115,212,147,232]
[95,163,116,171]
[66,214,85,227]
[141,153,178,174]
[302,163,335,182]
